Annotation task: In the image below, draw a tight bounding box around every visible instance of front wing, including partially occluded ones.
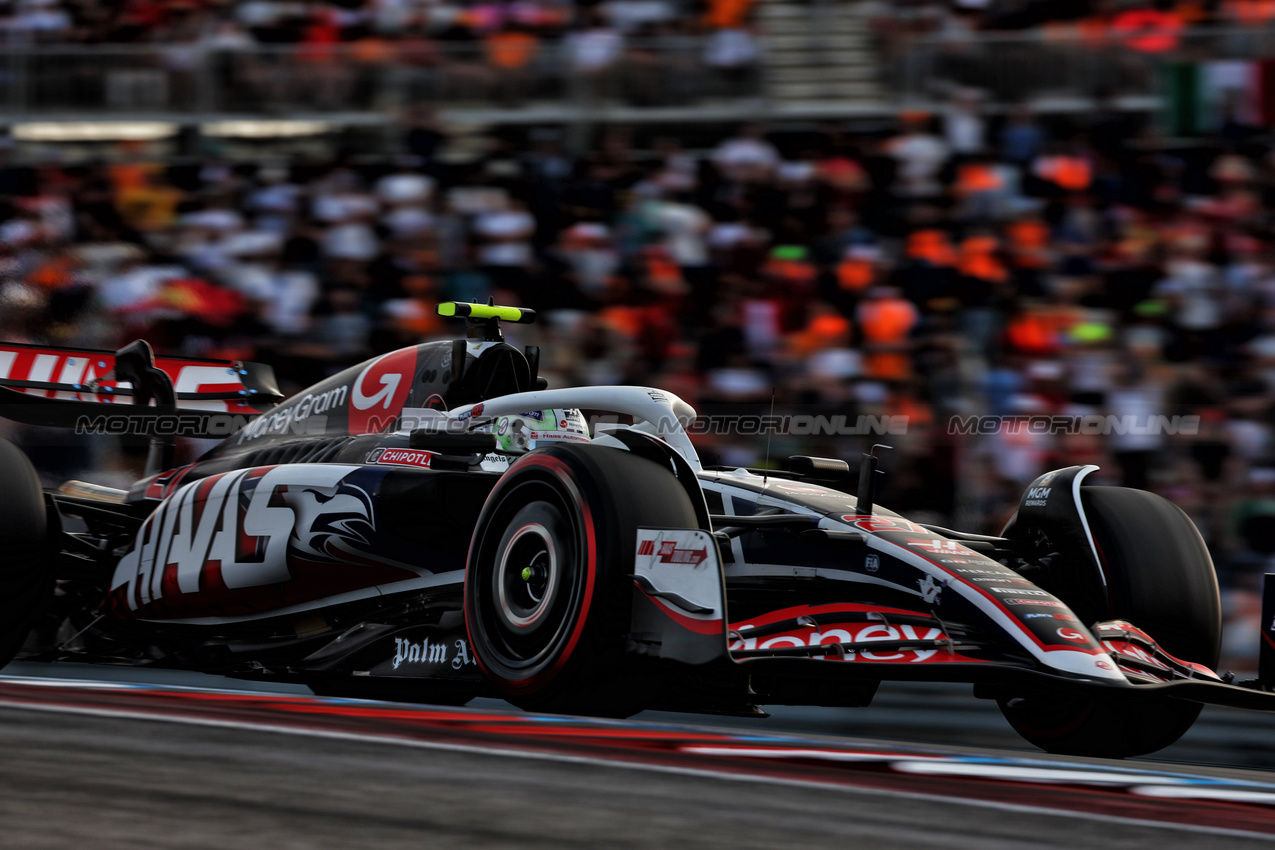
[628,526,1275,712]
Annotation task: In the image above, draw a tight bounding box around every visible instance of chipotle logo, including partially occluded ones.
[369,447,434,468]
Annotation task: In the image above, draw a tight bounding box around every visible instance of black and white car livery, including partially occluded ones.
[2,301,1274,759]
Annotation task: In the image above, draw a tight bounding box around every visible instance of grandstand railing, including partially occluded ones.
[7,26,1273,122]
[892,25,1275,105]
[0,38,763,118]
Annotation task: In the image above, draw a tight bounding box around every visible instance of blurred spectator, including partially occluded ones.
[473,195,535,294]
[944,89,987,155]
[712,123,780,184]
[565,11,623,98]
[1000,105,1047,165]
[885,113,950,199]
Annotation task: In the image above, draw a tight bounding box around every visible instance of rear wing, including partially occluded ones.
[0,340,281,415]
[0,339,282,463]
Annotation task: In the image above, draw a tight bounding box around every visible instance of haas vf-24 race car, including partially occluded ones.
[3,302,1275,759]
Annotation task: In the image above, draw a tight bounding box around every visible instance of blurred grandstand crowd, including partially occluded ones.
[0,0,1251,44]
[4,94,1275,656]
[0,0,765,109]
[0,0,756,42]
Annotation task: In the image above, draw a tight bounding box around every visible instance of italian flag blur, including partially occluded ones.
[1163,59,1275,134]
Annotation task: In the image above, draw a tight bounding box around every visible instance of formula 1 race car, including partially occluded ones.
[4,302,1275,759]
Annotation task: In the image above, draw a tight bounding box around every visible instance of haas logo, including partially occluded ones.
[349,349,416,434]
[638,537,708,566]
[285,482,376,564]
[109,466,405,616]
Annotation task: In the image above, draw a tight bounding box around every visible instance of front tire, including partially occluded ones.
[999,486,1221,758]
[0,438,54,668]
[464,443,699,716]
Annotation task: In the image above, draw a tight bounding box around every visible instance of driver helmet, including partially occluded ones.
[495,409,590,453]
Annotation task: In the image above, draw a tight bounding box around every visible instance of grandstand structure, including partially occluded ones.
[1,0,1270,152]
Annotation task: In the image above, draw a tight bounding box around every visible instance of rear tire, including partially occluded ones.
[0,438,54,667]
[464,443,699,717]
[999,486,1221,758]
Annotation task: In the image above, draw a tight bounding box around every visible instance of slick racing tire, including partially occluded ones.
[464,442,699,717]
[0,438,55,668]
[999,486,1221,759]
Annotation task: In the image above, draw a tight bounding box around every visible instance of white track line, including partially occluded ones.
[0,698,1272,842]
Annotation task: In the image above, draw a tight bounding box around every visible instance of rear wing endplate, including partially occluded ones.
[0,339,281,441]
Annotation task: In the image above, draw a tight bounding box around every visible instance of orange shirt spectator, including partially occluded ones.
[108,161,154,194]
[958,235,1008,283]
[836,252,876,292]
[1006,311,1055,355]
[1007,217,1052,269]
[1226,0,1275,23]
[888,389,934,430]
[790,310,852,357]
[1004,306,1084,356]
[955,162,1004,196]
[644,246,686,295]
[906,229,957,267]
[352,37,394,65]
[116,176,183,231]
[485,30,541,70]
[1076,15,1112,46]
[858,288,918,380]
[28,254,77,290]
[1174,0,1208,23]
[705,0,756,29]
[598,304,645,338]
[1034,155,1092,192]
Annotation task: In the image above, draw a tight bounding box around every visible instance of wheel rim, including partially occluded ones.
[471,478,584,677]
[495,523,559,630]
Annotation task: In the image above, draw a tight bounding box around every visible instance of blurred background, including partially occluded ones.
[2,0,1275,666]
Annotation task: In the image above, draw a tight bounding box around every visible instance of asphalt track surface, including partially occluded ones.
[4,663,1275,848]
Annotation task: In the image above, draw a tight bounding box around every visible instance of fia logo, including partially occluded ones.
[864,553,880,574]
